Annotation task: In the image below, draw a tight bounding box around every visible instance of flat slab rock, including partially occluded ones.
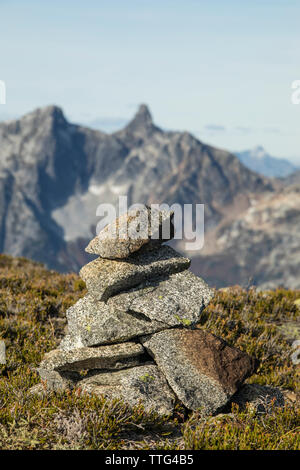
[80,245,190,301]
[108,270,214,327]
[59,294,169,351]
[78,364,176,416]
[85,206,174,259]
[141,329,257,414]
[39,342,145,372]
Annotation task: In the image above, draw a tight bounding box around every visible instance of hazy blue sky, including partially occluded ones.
[0,0,299,161]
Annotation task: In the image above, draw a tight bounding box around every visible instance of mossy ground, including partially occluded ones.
[0,254,299,450]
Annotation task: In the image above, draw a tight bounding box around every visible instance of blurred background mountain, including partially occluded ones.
[1,104,299,290]
[0,0,299,289]
[235,146,298,178]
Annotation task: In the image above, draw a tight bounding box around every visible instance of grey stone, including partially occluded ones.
[59,294,169,350]
[0,340,6,365]
[85,205,174,259]
[78,364,176,416]
[59,334,85,351]
[108,270,214,326]
[80,245,190,301]
[40,342,145,372]
[141,329,257,414]
[29,383,48,398]
[37,368,79,392]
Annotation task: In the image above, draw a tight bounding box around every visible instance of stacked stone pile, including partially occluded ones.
[35,206,257,416]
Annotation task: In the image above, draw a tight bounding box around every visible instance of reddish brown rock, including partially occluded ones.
[141,329,258,414]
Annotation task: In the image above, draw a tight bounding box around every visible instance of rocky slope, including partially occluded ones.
[0,104,272,274]
[192,185,300,289]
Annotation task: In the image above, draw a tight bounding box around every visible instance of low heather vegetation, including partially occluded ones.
[0,254,299,450]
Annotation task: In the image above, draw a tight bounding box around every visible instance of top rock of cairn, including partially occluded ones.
[85,205,174,259]
[33,204,258,416]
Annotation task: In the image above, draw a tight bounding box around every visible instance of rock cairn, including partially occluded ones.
[35,206,257,416]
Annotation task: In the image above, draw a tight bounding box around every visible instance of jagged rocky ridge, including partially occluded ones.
[33,207,257,415]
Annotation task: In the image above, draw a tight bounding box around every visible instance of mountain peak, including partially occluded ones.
[252,145,267,159]
[22,105,68,130]
[35,105,66,121]
[236,146,296,178]
[124,104,156,136]
[135,103,152,121]
[20,105,66,123]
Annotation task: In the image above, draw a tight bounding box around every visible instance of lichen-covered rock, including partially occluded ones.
[85,206,174,259]
[78,364,176,416]
[40,342,145,371]
[59,334,85,352]
[59,295,168,351]
[108,270,214,326]
[141,329,257,414]
[80,245,190,301]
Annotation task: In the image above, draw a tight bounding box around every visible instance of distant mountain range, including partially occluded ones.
[2,104,300,289]
[235,146,297,178]
[0,104,272,279]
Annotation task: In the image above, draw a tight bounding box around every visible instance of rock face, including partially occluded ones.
[33,208,258,415]
[193,186,300,289]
